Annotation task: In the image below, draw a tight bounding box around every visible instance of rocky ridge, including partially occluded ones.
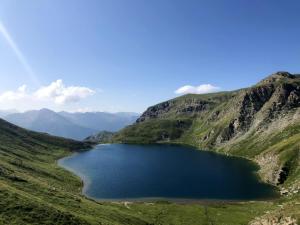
[114,71,300,223]
[114,71,300,190]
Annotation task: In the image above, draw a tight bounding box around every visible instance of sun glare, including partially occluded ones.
[0,21,40,86]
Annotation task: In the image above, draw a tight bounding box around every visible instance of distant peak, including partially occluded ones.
[39,108,55,113]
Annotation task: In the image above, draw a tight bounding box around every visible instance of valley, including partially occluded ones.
[0,72,299,225]
[0,118,281,225]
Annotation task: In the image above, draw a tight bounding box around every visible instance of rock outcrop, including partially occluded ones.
[84,131,115,143]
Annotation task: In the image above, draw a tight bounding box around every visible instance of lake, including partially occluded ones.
[58,144,278,201]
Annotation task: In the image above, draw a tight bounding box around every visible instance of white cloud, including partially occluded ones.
[35,80,95,104]
[175,84,220,95]
[72,107,95,113]
[0,80,95,107]
[0,85,28,102]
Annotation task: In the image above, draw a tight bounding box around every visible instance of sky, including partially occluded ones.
[0,0,299,113]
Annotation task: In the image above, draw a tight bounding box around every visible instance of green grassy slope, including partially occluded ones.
[114,72,300,223]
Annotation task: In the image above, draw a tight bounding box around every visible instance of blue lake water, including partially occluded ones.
[58,144,278,201]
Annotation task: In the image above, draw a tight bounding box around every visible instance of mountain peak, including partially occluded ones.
[39,108,55,113]
[258,71,296,85]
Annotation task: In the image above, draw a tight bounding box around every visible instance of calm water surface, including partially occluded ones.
[58,144,278,201]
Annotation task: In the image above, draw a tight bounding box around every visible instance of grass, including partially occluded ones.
[113,119,193,144]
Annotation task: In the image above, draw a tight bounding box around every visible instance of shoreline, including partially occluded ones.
[82,195,279,204]
[57,143,280,204]
[57,153,92,196]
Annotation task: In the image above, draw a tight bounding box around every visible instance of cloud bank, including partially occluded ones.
[35,80,95,104]
[0,80,95,106]
[175,84,220,95]
[0,85,27,102]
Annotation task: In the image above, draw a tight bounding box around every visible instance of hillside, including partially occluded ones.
[0,119,150,224]
[1,118,285,225]
[114,72,300,223]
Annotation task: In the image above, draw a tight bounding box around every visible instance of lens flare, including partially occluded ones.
[0,21,40,86]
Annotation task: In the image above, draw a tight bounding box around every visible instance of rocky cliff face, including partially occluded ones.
[136,98,215,123]
[217,79,300,144]
[136,91,237,122]
[84,131,115,143]
[118,72,300,137]
[258,71,296,85]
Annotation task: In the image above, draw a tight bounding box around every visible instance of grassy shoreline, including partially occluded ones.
[58,143,280,204]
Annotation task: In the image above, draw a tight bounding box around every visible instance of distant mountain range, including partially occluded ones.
[0,109,18,118]
[1,108,139,140]
[58,111,139,131]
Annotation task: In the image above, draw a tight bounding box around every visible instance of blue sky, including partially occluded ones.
[0,0,299,113]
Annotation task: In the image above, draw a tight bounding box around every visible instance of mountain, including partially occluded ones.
[0,109,18,118]
[4,108,97,140]
[3,109,139,140]
[58,111,139,132]
[114,72,300,204]
[84,131,115,143]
